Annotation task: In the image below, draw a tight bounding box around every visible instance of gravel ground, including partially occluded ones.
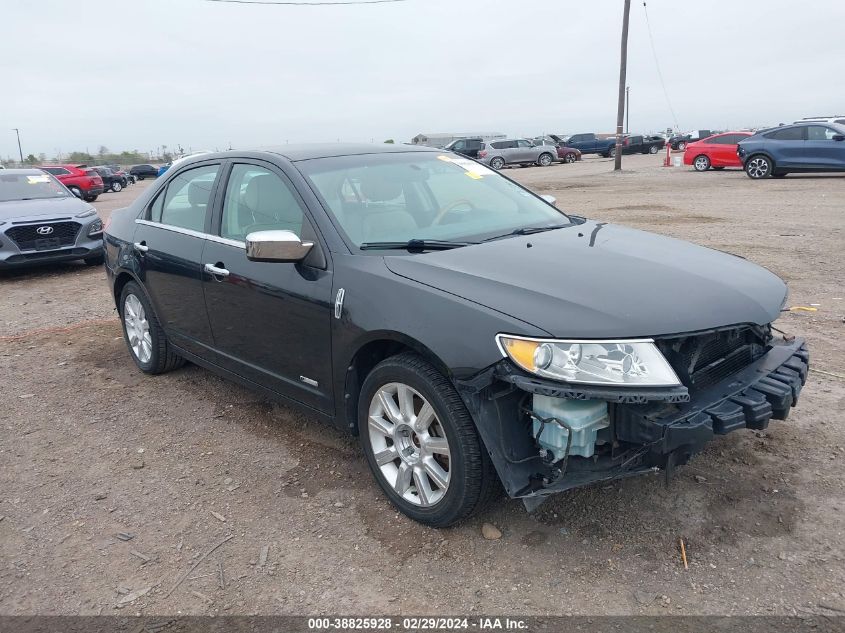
[1,156,843,617]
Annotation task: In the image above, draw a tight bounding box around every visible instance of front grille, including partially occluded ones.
[657,326,770,391]
[4,221,81,251]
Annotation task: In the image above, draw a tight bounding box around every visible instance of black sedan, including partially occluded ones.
[129,164,159,180]
[104,144,809,526]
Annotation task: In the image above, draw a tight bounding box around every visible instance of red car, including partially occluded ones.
[683,132,752,171]
[556,145,582,163]
[37,164,105,201]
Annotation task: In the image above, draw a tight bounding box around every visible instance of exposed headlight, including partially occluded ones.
[75,209,96,218]
[87,219,103,237]
[496,335,681,387]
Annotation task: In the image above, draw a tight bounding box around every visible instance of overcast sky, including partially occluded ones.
[2,0,843,159]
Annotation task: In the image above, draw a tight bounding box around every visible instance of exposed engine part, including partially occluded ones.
[530,395,610,461]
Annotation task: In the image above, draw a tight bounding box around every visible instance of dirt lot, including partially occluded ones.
[1,155,844,617]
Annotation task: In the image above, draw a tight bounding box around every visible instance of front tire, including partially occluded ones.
[564,153,576,163]
[489,157,505,170]
[606,146,616,158]
[693,155,711,171]
[537,152,553,167]
[745,155,773,179]
[677,141,687,151]
[359,353,498,527]
[119,281,185,374]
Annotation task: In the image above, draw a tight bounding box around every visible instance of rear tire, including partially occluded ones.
[119,281,185,375]
[359,353,499,527]
[489,157,505,170]
[677,141,687,151]
[112,181,123,192]
[745,155,773,179]
[84,195,98,202]
[693,155,711,171]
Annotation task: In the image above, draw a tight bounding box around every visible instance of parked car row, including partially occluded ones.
[444,137,582,170]
[37,163,140,201]
[681,121,845,179]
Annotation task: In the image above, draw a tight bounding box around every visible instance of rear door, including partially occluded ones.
[201,160,334,412]
[764,126,806,167]
[804,125,845,168]
[132,162,221,356]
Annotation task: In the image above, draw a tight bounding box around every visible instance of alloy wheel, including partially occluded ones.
[746,156,770,179]
[694,156,710,171]
[113,182,122,192]
[539,154,552,166]
[490,157,504,170]
[367,382,451,507]
[123,294,152,364]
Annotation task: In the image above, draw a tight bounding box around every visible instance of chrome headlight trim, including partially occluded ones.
[495,333,682,387]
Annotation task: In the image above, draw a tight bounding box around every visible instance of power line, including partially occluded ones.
[204,0,408,5]
[642,1,680,131]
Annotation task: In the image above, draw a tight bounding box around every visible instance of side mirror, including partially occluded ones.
[833,134,845,141]
[540,194,557,207]
[245,230,313,262]
[70,188,83,198]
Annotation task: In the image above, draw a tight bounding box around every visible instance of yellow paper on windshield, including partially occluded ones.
[437,155,494,179]
[27,175,51,184]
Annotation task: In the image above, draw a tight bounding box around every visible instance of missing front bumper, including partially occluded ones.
[461,338,808,503]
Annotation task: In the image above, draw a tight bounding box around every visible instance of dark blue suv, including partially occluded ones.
[738,122,845,179]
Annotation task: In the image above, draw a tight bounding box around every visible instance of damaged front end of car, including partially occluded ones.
[456,324,809,511]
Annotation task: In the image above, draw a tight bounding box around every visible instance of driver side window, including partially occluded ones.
[221,165,305,241]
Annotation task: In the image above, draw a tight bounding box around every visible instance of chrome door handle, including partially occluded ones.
[204,263,230,278]
[133,242,149,253]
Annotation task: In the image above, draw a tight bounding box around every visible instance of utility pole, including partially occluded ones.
[614,0,631,171]
[12,128,23,164]
[625,86,630,134]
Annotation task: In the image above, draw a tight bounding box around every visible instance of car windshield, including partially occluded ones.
[0,173,69,202]
[297,152,569,248]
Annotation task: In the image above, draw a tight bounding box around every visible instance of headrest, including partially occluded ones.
[188,180,212,206]
[359,169,403,202]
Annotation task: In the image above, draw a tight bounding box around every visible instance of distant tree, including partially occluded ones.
[68,151,94,164]
[38,152,47,163]
[25,154,38,164]
[98,145,109,157]
[384,139,395,144]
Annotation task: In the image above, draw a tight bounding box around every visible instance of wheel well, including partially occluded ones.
[342,338,449,435]
[113,272,135,310]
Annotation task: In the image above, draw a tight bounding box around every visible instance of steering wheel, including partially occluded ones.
[431,198,477,226]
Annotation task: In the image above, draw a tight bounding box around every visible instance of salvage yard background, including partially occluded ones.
[1,154,843,615]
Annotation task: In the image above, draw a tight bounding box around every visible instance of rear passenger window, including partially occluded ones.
[765,127,804,141]
[151,164,219,232]
[491,141,506,150]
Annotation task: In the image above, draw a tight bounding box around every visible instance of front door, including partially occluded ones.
[804,125,845,168]
[202,161,334,413]
[133,162,221,356]
[765,126,806,167]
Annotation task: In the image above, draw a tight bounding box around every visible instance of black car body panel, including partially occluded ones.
[103,145,809,509]
[382,224,785,339]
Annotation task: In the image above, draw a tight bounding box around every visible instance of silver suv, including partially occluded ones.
[478,139,556,170]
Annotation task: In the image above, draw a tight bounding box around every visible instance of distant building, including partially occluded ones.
[411,132,506,148]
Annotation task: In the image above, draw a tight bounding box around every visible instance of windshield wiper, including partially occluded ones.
[360,239,476,251]
[482,224,570,242]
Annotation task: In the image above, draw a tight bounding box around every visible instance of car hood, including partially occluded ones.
[0,196,94,221]
[383,221,787,338]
